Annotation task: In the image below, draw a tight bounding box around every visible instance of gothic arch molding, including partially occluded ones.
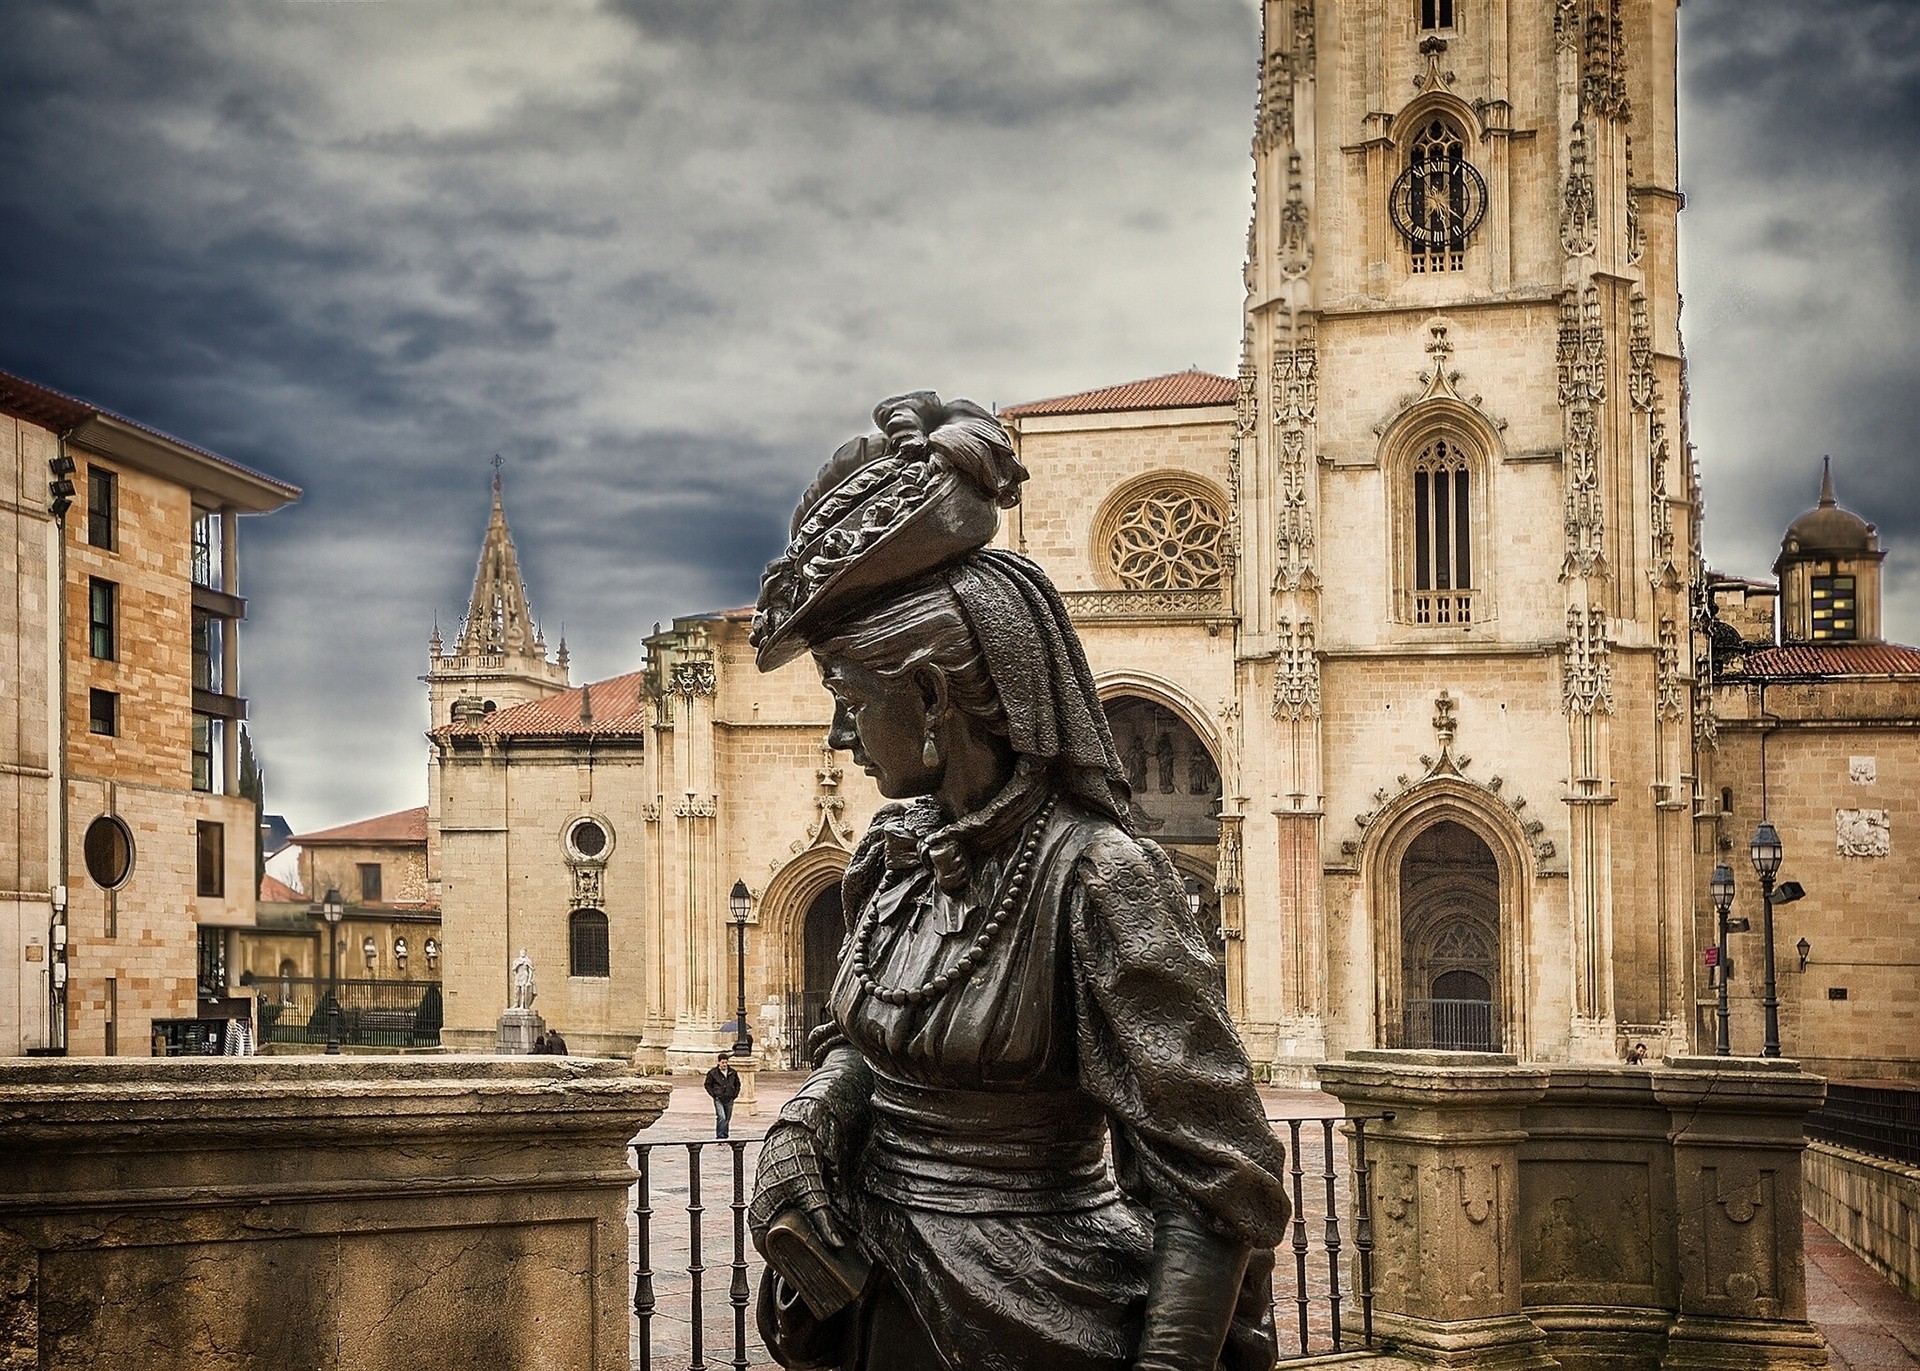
[1359,777,1535,1058]
[1388,90,1488,149]
[758,845,849,1015]
[1095,673,1225,766]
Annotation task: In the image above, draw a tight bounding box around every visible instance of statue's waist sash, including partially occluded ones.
[861,1073,1120,1216]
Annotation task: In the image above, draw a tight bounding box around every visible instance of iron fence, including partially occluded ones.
[255,975,443,1049]
[629,1112,1389,1369]
[1394,996,1499,1052]
[1806,1079,1920,1167]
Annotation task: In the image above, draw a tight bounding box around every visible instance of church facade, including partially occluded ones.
[423,0,1916,1080]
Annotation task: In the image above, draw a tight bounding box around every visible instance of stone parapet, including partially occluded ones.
[1801,1140,1920,1302]
[0,1056,668,1370]
[1320,1051,1829,1371]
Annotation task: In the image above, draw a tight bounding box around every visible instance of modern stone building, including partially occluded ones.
[419,0,1916,1081]
[0,368,298,1056]
[1701,464,1920,1081]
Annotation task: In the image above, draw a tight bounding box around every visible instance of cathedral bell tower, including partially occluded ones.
[1234,0,1695,1071]
[425,473,570,731]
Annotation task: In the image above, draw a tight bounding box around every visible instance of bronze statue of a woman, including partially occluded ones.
[747,392,1290,1371]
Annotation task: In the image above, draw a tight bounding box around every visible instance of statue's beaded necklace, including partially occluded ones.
[851,797,1056,1008]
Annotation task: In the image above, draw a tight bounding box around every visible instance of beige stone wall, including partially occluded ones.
[300,841,431,906]
[58,440,265,1054]
[1706,679,1920,1079]
[0,1056,667,1371]
[0,416,60,1054]
[1803,1140,1920,1301]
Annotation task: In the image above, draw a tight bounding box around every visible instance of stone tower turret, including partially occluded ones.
[424,473,569,730]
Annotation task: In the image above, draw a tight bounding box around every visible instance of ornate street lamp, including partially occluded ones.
[729,880,754,1058]
[1747,822,1805,1059]
[317,887,344,1054]
[1709,863,1737,1056]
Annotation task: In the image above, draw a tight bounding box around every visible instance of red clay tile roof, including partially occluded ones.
[435,671,649,739]
[1000,369,1236,419]
[258,874,303,903]
[1733,643,1920,678]
[290,805,428,846]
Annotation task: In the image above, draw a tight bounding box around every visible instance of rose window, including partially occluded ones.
[1107,487,1226,591]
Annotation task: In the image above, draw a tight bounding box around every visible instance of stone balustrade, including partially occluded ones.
[1320,1050,1830,1371]
[0,1056,668,1370]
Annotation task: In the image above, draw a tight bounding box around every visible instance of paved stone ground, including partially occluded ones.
[1805,1216,1920,1371]
[628,1075,1920,1370]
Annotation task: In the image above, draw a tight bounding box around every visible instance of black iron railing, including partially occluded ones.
[630,1113,1388,1368]
[1395,997,1499,1052]
[1806,1080,1920,1167]
[255,976,443,1049]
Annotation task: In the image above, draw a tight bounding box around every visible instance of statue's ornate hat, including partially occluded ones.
[751,392,1026,671]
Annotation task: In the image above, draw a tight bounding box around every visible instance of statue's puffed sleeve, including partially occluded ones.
[1067,831,1292,1248]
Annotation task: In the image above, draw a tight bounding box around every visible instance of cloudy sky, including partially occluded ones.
[1,0,1914,830]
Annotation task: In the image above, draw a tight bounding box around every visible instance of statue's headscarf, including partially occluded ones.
[812,547,1131,832]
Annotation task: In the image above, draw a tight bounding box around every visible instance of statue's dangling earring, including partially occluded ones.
[923,725,940,769]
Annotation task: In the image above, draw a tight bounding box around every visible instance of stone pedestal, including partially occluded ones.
[1320,1050,1557,1371]
[0,1056,669,1370]
[496,1006,545,1054]
[1320,1050,1830,1371]
[1655,1057,1830,1371]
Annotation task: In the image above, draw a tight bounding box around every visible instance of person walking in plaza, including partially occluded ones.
[705,1052,741,1138]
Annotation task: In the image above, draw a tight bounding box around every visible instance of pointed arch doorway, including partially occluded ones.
[790,883,843,1064]
[1398,820,1501,1051]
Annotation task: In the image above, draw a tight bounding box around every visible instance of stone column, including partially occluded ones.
[1319,1049,1555,1371]
[1654,1056,1830,1371]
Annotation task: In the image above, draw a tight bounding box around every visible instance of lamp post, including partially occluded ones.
[1709,863,1736,1056]
[1749,822,1784,1058]
[318,887,344,1054]
[728,880,753,1058]
[1746,822,1807,1059]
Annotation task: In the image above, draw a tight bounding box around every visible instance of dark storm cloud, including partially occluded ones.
[0,0,1257,827]
[3,1,1904,828]
[1679,1,1920,634]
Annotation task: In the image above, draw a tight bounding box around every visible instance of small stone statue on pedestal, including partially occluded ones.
[495,948,546,1054]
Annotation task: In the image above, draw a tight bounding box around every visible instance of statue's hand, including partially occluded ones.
[749,1121,847,1252]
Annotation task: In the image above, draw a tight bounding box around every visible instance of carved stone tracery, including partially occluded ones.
[1274,616,1320,721]
[1107,486,1227,592]
[1558,285,1608,580]
[1564,607,1614,716]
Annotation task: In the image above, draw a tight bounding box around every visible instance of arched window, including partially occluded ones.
[1103,482,1226,591]
[1390,117,1484,274]
[1412,438,1475,624]
[569,909,610,978]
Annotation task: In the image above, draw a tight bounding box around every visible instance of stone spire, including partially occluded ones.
[457,472,542,659]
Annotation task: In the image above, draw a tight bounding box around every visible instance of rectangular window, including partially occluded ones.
[192,614,223,693]
[104,978,117,1057]
[1421,0,1454,29]
[88,578,117,660]
[197,926,227,999]
[87,467,116,550]
[89,688,118,737]
[192,713,222,793]
[191,506,222,591]
[1810,574,1857,641]
[359,863,383,904]
[197,820,225,898]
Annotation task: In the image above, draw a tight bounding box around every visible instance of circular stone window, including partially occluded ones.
[1101,481,1227,591]
[566,817,610,861]
[83,815,134,889]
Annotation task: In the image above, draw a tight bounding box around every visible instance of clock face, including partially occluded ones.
[1390,155,1488,250]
